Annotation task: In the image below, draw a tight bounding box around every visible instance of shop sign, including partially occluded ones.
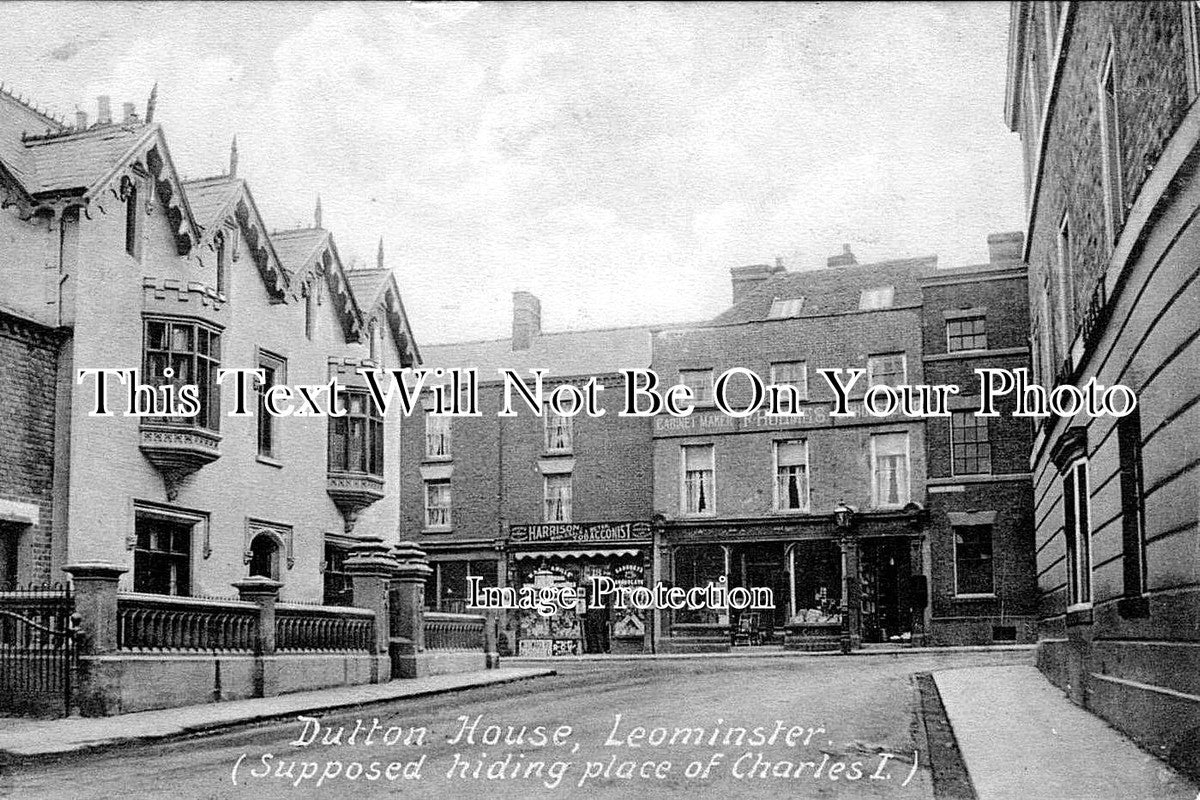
[510,521,652,545]
[652,405,832,437]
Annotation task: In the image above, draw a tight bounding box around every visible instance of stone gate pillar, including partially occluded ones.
[232,576,282,697]
[390,541,432,678]
[345,536,398,682]
[63,562,126,716]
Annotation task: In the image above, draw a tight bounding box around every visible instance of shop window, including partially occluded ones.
[328,391,383,476]
[143,318,221,431]
[1117,409,1147,604]
[434,560,497,612]
[767,297,804,319]
[681,444,715,515]
[951,411,992,475]
[247,533,280,581]
[544,474,572,523]
[425,411,451,458]
[858,285,894,310]
[870,432,910,508]
[322,542,353,607]
[673,545,726,624]
[1099,44,1124,247]
[946,316,987,352]
[544,403,573,452]
[1063,458,1092,608]
[769,360,807,409]
[954,525,994,596]
[256,351,285,459]
[133,516,192,596]
[678,369,713,405]
[774,440,809,512]
[425,480,452,529]
[867,353,906,387]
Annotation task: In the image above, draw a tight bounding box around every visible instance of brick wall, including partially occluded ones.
[0,311,61,585]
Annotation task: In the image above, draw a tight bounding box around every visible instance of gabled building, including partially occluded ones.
[1006,2,1200,779]
[0,86,420,603]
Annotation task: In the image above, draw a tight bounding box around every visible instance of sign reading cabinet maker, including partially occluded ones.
[509,521,652,545]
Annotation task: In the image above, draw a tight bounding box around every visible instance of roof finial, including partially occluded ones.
[229,136,238,178]
[145,82,158,124]
[377,236,384,269]
[314,195,323,228]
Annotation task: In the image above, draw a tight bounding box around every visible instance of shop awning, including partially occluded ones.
[512,548,642,560]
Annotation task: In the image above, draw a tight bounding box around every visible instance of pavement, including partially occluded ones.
[505,643,1036,665]
[0,667,554,759]
[934,664,1198,800]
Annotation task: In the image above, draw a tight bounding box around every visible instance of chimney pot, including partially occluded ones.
[511,291,542,351]
[74,109,88,129]
[122,102,136,123]
[826,244,857,268]
[96,95,111,124]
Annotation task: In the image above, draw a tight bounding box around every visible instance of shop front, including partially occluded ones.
[506,521,653,656]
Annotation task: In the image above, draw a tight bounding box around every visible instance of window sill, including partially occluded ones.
[1066,605,1094,627]
[422,527,453,535]
[543,449,574,457]
[256,455,283,469]
[422,455,453,463]
[952,593,996,601]
[772,508,812,516]
[679,512,717,519]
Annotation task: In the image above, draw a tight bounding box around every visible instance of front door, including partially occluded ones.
[859,537,913,644]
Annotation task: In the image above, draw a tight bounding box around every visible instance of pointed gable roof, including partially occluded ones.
[344,266,421,367]
[182,175,290,302]
[272,226,364,343]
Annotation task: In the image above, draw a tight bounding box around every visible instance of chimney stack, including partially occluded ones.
[512,291,542,351]
[74,108,87,129]
[96,95,111,125]
[122,102,136,123]
[729,262,785,305]
[987,231,1024,264]
[826,244,857,268]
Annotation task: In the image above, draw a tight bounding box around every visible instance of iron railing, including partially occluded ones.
[423,611,486,651]
[275,603,374,652]
[117,592,257,653]
[0,583,76,716]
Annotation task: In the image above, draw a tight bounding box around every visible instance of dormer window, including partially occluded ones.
[859,286,894,310]
[767,297,805,319]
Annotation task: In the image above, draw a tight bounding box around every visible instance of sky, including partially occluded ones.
[0,2,1025,345]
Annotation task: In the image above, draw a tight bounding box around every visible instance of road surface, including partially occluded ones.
[0,650,1028,799]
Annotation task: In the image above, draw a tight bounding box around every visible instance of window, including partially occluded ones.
[1056,212,1074,351]
[954,525,994,596]
[682,444,715,515]
[1063,459,1092,608]
[679,369,713,405]
[1031,315,1045,385]
[133,517,191,596]
[767,297,805,319]
[143,319,221,431]
[1099,45,1124,247]
[425,480,452,529]
[859,285,894,310]
[544,474,572,523]
[433,560,497,612]
[544,404,573,452]
[951,411,992,475]
[1042,274,1060,374]
[1117,408,1146,601]
[867,353,907,387]
[322,542,353,607]
[769,360,807,403]
[215,233,228,296]
[774,440,809,512]
[124,178,140,258]
[946,316,987,352]
[425,412,451,458]
[256,351,285,459]
[328,391,383,476]
[871,432,910,507]
[247,534,280,581]
[305,286,316,340]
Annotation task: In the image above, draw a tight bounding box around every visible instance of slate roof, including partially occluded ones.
[271,227,328,271]
[421,324,654,380]
[709,256,937,325]
[343,267,389,308]
[182,176,240,228]
[22,123,149,195]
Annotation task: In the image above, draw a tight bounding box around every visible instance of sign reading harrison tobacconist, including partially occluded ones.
[509,522,653,546]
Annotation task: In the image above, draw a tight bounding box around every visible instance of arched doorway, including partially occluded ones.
[248,533,280,581]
